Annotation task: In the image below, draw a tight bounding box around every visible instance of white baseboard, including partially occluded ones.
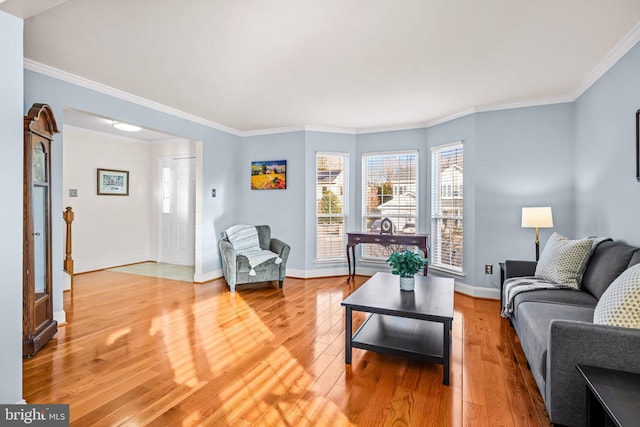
[454,281,500,300]
[287,267,349,279]
[54,310,66,325]
[198,267,500,299]
[194,269,222,283]
[347,268,500,299]
[16,399,27,404]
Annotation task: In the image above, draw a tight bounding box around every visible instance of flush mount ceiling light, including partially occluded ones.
[112,121,142,132]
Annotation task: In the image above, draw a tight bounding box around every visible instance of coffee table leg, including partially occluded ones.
[443,319,451,385]
[345,307,353,364]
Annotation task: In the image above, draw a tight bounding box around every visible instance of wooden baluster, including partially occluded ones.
[63,207,74,277]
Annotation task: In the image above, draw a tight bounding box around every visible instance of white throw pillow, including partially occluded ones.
[534,232,593,289]
[593,263,640,329]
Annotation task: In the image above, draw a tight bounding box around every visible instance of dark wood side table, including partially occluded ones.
[576,364,640,427]
[346,232,429,281]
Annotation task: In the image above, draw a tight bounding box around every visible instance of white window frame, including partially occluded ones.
[431,141,464,273]
[361,150,419,260]
[315,152,349,262]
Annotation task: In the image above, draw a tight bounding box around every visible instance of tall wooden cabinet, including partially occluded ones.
[23,103,59,358]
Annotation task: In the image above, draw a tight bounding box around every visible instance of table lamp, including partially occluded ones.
[521,207,554,261]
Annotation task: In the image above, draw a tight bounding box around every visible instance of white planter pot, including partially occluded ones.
[399,275,415,291]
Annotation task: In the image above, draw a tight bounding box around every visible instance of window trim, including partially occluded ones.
[315,151,349,263]
[431,141,464,274]
[361,150,419,261]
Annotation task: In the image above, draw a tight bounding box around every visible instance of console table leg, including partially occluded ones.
[346,244,352,281]
[345,307,353,364]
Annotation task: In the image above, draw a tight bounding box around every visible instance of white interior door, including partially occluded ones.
[160,157,195,265]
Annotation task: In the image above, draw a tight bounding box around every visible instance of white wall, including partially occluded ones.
[0,10,24,404]
[63,125,151,272]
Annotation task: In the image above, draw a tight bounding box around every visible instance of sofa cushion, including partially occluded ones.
[593,263,640,328]
[581,241,639,299]
[534,233,593,289]
[514,302,594,399]
[629,250,640,269]
[512,288,598,315]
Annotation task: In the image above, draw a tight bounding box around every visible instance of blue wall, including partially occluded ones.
[238,132,307,273]
[20,36,640,298]
[24,70,242,317]
[474,104,575,287]
[0,10,24,404]
[575,41,640,245]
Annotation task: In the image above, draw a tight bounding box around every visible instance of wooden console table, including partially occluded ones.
[346,232,429,281]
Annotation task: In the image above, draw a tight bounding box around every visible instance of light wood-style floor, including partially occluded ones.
[23,272,552,426]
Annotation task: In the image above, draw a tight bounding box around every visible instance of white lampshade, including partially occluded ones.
[521,207,554,228]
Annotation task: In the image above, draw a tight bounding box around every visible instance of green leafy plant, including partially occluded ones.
[386,250,428,277]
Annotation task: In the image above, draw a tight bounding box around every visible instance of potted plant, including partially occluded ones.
[386,250,428,291]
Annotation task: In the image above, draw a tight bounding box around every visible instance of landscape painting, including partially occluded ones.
[251,160,287,190]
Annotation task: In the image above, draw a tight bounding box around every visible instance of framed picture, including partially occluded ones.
[636,109,639,182]
[251,160,286,190]
[97,168,129,195]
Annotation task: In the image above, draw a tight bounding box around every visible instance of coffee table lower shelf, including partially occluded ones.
[350,313,448,381]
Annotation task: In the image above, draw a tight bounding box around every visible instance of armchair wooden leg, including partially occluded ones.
[278,280,283,289]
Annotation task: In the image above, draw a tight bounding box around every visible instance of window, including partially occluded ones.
[316,152,349,261]
[362,151,418,259]
[431,142,463,272]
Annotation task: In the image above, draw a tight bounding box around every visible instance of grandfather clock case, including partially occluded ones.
[23,103,59,357]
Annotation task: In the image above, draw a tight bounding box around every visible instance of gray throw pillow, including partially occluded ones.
[593,263,640,329]
[534,232,593,289]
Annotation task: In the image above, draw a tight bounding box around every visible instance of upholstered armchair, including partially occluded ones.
[219,225,290,292]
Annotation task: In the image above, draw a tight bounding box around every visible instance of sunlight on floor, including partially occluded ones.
[156,290,357,426]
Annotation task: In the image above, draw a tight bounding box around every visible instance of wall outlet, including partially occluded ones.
[69,189,78,197]
[484,264,493,274]
[211,189,216,197]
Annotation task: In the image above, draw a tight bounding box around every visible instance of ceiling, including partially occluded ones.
[63,108,186,142]
[4,0,640,133]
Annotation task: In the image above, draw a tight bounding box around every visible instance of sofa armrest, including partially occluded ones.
[218,240,237,284]
[270,238,290,262]
[504,259,537,279]
[546,320,640,426]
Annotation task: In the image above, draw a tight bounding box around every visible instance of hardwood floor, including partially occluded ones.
[23,271,551,426]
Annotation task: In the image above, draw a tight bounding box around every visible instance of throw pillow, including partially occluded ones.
[593,263,640,329]
[534,232,593,289]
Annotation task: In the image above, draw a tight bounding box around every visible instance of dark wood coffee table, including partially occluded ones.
[341,272,455,385]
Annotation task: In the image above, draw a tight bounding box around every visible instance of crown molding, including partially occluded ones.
[474,96,574,114]
[23,59,243,137]
[304,125,357,135]
[572,22,640,100]
[241,125,307,137]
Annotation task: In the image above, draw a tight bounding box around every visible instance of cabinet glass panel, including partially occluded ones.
[33,185,47,295]
[33,142,46,182]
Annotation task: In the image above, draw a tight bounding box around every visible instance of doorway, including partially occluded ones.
[159,156,196,266]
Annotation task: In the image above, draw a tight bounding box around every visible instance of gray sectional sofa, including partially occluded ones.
[503,239,640,426]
